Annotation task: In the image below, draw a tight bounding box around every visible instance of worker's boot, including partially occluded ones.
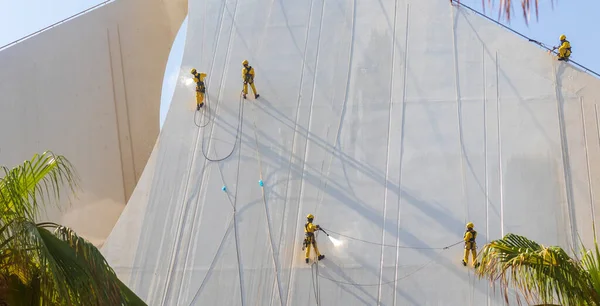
[305,258,309,264]
[243,93,247,99]
[255,94,260,99]
[318,255,325,261]
[197,104,201,111]
[474,262,480,268]
[462,260,467,266]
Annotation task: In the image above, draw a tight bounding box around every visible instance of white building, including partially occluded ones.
[5,0,600,304]
[0,0,187,246]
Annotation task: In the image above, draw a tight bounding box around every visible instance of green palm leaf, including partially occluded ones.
[580,233,600,303]
[2,221,146,305]
[0,152,145,305]
[477,233,598,305]
[48,223,146,305]
[0,151,77,222]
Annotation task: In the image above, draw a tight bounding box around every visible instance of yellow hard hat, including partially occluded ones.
[242,60,249,66]
[466,222,474,228]
[190,68,197,74]
[307,214,314,219]
[560,34,566,41]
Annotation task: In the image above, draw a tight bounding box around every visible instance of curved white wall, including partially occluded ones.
[0,0,187,245]
[103,0,600,304]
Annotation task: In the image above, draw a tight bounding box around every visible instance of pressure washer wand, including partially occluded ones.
[319,227,329,236]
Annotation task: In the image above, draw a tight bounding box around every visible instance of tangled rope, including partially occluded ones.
[200,90,245,162]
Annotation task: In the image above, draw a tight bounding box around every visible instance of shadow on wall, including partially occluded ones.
[503,156,566,244]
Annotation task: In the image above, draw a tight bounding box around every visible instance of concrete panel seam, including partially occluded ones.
[116,24,138,184]
[581,97,597,231]
[393,4,410,306]
[107,27,129,203]
[451,2,468,228]
[495,52,505,237]
[378,0,399,302]
[552,60,578,252]
[482,43,492,306]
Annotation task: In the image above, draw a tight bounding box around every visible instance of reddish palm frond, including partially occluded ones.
[454,0,551,24]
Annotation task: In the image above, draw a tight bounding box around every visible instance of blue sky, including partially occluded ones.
[1,0,598,129]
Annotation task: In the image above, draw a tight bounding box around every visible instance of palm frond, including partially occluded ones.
[2,220,145,305]
[0,152,144,305]
[0,151,78,222]
[476,233,596,306]
[580,240,600,302]
[454,0,553,24]
[0,218,38,287]
[23,222,145,305]
[48,224,146,305]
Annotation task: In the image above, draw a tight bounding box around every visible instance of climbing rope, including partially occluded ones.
[321,228,463,250]
[310,262,321,305]
[187,91,245,304]
[250,102,285,305]
[307,229,462,287]
[193,86,212,128]
[200,90,245,162]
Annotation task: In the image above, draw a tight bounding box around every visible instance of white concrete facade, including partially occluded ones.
[0,0,187,245]
[102,0,600,304]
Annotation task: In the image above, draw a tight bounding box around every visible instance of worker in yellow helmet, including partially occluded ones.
[190,68,207,110]
[462,222,480,268]
[551,34,571,61]
[241,60,259,99]
[303,214,325,264]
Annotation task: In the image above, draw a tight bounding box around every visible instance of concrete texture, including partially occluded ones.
[0,0,187,246]
[103,0,600,304]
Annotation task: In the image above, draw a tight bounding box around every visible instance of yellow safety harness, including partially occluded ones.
[464,229,477,250]
[243,66,253,84]
[564,40,572,54]
[303,222,316,250]
[193,73,206,93]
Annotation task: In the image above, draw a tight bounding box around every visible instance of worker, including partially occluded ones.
[303,214,325,264]
[241,60,260,99]
[462,222,480,268]
[190,68,207,110]
[552,34,571,61]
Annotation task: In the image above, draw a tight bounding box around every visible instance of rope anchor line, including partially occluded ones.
[315,233,464,287]
[321,228,463,250]
[194,80,214,128]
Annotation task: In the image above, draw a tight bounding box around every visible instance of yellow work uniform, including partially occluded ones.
[242,66,258,96]
[304,222,322,259]
[463,229,478,266]
[558,40,571,60]
[193,72,207,107]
